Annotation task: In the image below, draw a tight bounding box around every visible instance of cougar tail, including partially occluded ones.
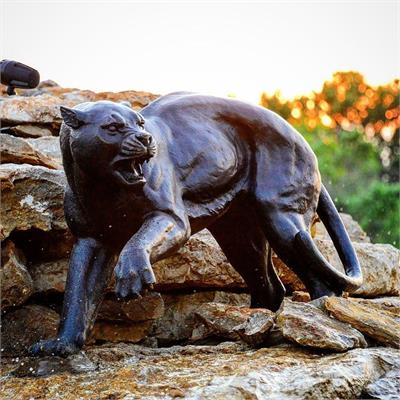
[295,184,363,292]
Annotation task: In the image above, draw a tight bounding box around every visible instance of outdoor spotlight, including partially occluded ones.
[0,59,40,95]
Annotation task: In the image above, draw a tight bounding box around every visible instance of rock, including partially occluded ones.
[97,292,164,322]
[191,303,274,344]
[315,212,371,243]
[1,344,399,399]
[233,310,276,347]
[276,299,367,351]
[9,124,54,138]
[151,291,250,343]
[317,239,400,297]
[0,133,61,169]
[152,230,246,291]
[0,89,158,128]
[0,163,67,240]
[292,290,311,302]
[26,136,62,165]
[11,353,96,378]
[324,297,400,348]
[0,241,33,310]
[90,320,154,344]
[1,305,59,356]
[0,94,79,125]
[364,367,400,399]
[29,258,69,293]
[278,239,400,297]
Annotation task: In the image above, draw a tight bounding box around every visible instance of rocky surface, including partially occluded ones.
[1,83,400,399]
[1,343,399,399]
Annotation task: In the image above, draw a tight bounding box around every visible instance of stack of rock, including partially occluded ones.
[1,83,399,399]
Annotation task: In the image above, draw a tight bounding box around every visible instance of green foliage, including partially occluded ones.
[343,181,400,247]
[297,124,399,247]
[260,71,399,247]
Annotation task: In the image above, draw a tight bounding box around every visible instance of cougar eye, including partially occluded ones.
[137,119,145,128]
[102,123,123,134]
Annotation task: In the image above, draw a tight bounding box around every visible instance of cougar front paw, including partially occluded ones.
[114,249,156,298]
[29,338,80,358]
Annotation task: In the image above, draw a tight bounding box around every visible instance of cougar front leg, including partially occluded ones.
[30,238,115,357]
[115,212,189,298]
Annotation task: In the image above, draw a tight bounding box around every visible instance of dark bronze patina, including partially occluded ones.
[30,93,362,356]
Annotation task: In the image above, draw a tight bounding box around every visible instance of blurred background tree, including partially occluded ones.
[260,72,399,247]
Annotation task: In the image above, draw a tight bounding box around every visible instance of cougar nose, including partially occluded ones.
[136,132,152,146]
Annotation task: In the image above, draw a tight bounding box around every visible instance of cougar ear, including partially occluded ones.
[60,106,86,129]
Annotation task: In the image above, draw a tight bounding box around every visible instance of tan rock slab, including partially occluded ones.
[276,299,367,351]
[324,297,400,348]
[0,133,60,169]
[10,124,54,138]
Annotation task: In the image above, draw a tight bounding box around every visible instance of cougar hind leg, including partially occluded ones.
[256,207,338,299]
[208,202,285,312]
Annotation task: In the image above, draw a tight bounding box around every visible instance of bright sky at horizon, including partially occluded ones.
[1,1,399,103]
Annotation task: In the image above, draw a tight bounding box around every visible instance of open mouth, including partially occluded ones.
[113,157,148,185]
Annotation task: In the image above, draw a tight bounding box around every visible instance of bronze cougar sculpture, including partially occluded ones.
[30,93,362,356]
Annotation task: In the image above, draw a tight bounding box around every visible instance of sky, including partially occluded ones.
[1,1,399,103]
